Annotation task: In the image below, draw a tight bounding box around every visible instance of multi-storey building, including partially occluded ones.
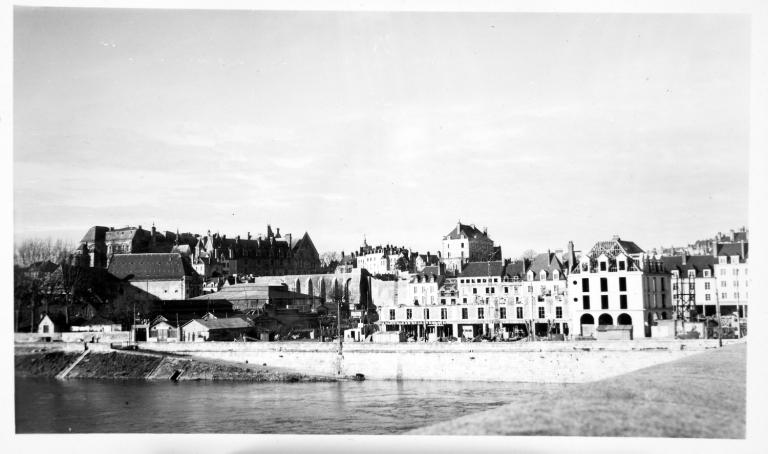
[355,241,410,275]
[713,240,749,318]
[568,236,669,339]
[440,222,500,274]
[377,256,571,341]
[107,253,202,301]
[661,254,717,320]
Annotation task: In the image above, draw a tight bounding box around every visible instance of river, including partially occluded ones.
[16,377,570,434]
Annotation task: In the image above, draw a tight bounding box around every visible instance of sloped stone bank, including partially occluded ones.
[15,351,80,378]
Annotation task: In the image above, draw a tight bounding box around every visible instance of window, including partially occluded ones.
[719,268,726,276]
[500,307,507,319]
[620,294,627,309]
[478,308,485,319]
[406,309,412,320]
[441,308,447,319]
[720,281,727,287]
[516,307,523,319]
[463,298,467,304]
[583,295,591,310]
[619,277,626,292]
[451,298,456,305]
[440,298,446,305]
[721,293,727,299]
[601,295,609,309]
[705,294,711,301]
[600,261,607,271]
[485,287,490,294]
[556,307,562,319]
[491,287,495,294]
[704,282,710,290]
[473,288,478,294]
[672,283,678,291]
[528,286,533,293]
[688,270,696,279]
[733,281,739,287]
[504,287,509,294]
[733,269,739,276]
[461,308,468,319]
[734,292,740,299]
[582,278,589,292]
[703,269,711,277]
[425,309,430,320]
[389,309,395,320]
[619,261,626,271]
[538,307,545,318]
[600,278,608,292]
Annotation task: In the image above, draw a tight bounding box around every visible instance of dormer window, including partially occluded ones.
[540,271,547,281]
[703,269,711,278]
[599,261,607,271]
[581,262,588,272]
[618,261,626,271]
[527,271,534,281]
[553,270,559,280]
[687,270,696,279]
[671,270,679,278]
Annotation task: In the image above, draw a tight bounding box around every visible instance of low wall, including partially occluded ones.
[15,332,130,344]
[138,339,732,383]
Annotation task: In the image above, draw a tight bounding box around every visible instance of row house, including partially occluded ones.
[377,253,570,340]
[713,241,749,318]
[569,236,669,339]
[355,240,410,276]
[661,254,717,320]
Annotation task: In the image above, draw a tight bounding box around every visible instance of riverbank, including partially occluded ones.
[137,338,734,383]
[14,346,337,382]
[410,342,746,438]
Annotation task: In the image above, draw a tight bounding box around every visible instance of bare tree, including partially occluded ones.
[319,251,342,271]
[14,238,75,267]
[521,249,538,261]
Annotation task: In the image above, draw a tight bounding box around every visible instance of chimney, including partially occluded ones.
[712,240,718,258]
[276,228,281,238]
[611,234,620,241]
[730,229,735,241]
[342,251,345,258]
[681,253,687,266]
[740,240,745,259]
[247,232,252,240]
[483,226,487,235]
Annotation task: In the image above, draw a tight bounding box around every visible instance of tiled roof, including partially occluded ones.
[108,253,197,280]
[661,255,716,277]
[717,243,748,259]
[617,239,644,255]
[186,317,252,330]
[444,223,488,240]
[80,226,108,244]
[527,252,565,280]
[502,260,526,279]
[459,261,504,277]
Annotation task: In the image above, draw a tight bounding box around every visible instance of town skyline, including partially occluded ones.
[14,9,749,258]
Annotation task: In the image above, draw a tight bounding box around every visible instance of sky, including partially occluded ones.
[13,8,750,258]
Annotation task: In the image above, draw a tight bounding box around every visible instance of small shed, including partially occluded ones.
[182,317,253,342]
[36,314,56,335]
[150,316,180,342]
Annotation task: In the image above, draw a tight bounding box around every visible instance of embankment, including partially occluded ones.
[410,342,746,438]
[14,346,335,382]
[138,339,734,383]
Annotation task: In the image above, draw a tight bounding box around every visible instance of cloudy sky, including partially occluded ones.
[14,8,749,257]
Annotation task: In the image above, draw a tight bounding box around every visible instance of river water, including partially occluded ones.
[16,378,569,434]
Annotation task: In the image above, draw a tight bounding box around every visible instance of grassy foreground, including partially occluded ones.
[410,343,746,438]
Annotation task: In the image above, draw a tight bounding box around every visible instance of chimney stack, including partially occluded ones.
[682,253,687,266]
[247,232,252,240]
[740,240,745,259]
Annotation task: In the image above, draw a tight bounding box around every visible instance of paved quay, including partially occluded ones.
[410,342,746,438]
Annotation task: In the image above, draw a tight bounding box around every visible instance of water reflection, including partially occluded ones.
[16,378,569,434]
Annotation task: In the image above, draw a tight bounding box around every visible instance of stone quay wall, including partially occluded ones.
[137,339,733,383]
